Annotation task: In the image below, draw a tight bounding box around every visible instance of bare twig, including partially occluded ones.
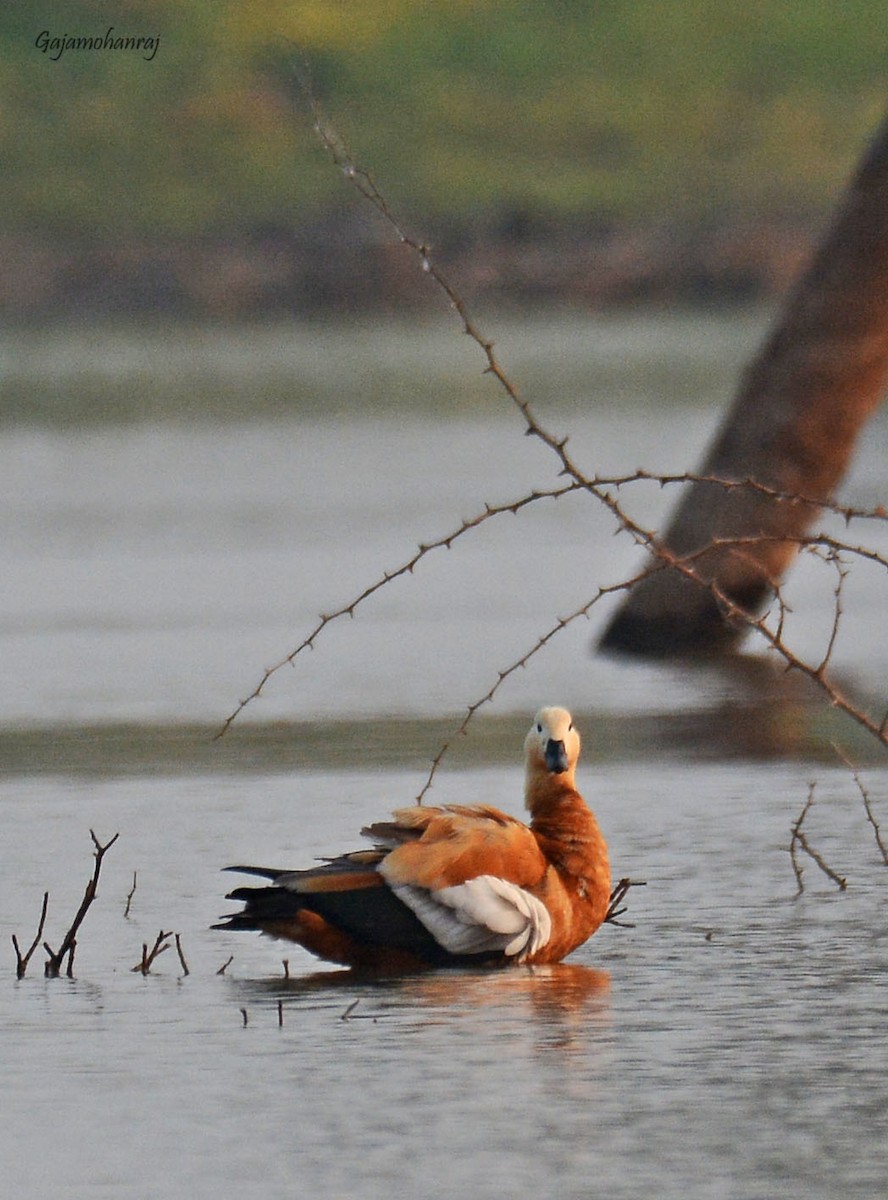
[216,483,579,738]
[217,955,234,976]
[815,553,849,677]
[579,491,888,749]
[676,531,887,575]
[44,830,120,978]
[415,523,884,797]
[12,891,49,979]
[416,569,650,799]
[585,471,887,525]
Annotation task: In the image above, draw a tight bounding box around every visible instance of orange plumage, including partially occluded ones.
[216,707,610,970]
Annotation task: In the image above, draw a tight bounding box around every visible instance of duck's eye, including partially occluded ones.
[536,723,542,733]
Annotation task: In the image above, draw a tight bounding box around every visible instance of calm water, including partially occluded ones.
[1,313,886,1199]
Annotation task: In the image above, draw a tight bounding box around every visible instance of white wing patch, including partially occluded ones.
[391,875,552,959]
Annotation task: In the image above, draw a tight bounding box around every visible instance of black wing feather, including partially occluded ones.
[214,868,453,963]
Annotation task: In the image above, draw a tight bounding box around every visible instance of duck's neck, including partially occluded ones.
[525,768,608,881]
[524,767,579,819]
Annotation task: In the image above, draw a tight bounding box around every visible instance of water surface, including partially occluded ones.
[2,312,885,1199]
[3,762,885,1200]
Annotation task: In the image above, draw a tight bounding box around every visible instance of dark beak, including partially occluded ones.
[544,738,569,774]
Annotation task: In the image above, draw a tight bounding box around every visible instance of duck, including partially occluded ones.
[215,706,611,970]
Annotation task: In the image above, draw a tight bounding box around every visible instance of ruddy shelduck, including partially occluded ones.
[216,707,611,969]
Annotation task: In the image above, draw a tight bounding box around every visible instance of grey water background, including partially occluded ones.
[2,310,886,1199]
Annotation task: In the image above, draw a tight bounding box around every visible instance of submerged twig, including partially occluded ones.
[174,933,190,976]
[788,788,811,896]
[604,877,645,927]
[12,891,49,980]
[789,784,847,897]
[832,743,888,866]
[124,871,137,918]
[132,929,173,975]
[338,998,378,1022]
[44,830,120,978]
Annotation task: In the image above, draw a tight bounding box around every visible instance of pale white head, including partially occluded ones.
[524,706,581,783]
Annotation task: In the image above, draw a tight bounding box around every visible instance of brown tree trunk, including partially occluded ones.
[600,112,888,656]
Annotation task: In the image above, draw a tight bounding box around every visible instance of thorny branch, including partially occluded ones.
[218,88,886,817]
[218,467,888,743]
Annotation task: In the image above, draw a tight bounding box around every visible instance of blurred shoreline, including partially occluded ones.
[1,694,881,778]
[0,214,820,322]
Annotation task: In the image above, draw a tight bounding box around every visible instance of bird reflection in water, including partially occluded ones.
[236,959,611,1055]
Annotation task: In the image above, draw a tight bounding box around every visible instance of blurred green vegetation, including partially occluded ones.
[3,0,886,238]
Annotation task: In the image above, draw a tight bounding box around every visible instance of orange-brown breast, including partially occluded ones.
[525,784,611,964]
[523,867,610,965]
